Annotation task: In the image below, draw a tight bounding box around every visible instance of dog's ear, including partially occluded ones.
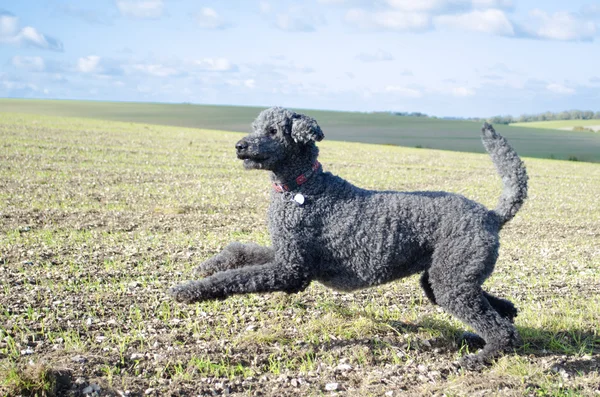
[291,114,324,144]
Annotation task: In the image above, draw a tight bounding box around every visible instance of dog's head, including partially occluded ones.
[235,107,324,171]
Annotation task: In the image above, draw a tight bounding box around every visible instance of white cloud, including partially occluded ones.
[451,86,476,97]
[472,0,513,10]
[432,86,476,97]
[0,11,63,51]
[386,0,462,13]
[275,12,324,32]
[12,56,45,72]
[194,7,228,29]
[523,10,596,41]
[56,4,113,25]
[546,83,575,95]
[346,9,431,31]
[0,13,19,37]
[78,56,101,73]
[226,79,257,89]
[132,63,180,77]
[384,86,423,98]
[434,9,514,35]
[356,49,394,62]
[116,0,165,19]
[194,58,234,71]
[2,80,39,92]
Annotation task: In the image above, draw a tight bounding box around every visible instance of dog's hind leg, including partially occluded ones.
[427,247,521,369]
[170,261,310,304]
[483,291,518,322]
[194,242,275,277]
[423,272,517,323]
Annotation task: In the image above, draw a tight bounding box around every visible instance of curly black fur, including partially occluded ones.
[169,107,528,369]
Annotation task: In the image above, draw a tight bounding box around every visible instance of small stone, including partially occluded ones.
[325,382,339,391]
[71,355,87,364]
[385,392,394,397]
[144,388,155,395]
[82,384,100,395]
[291,378,299,387]
[130,353,144,360]
[335,364,353,372]
[417,364,428,373]
[20,347,34,355]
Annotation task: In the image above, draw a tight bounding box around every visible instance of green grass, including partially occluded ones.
[2,98,600,162]
[0,112,599,396]
[511,119,600,130]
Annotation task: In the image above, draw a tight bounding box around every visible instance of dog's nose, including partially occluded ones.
[236,140,249,151]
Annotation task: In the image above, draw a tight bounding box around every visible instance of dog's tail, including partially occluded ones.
[481,122,528,226]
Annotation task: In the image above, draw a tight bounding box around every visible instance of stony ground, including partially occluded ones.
[1,114,599,396]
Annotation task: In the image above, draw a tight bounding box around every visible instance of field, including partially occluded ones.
[2,99,600,163]
[511,120,600,132]
[1,113,599,396]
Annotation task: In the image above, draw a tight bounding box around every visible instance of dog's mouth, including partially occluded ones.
[237,152,270,169]
[237,152,268,161]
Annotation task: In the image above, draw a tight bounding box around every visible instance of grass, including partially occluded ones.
[511,119,600,131]
[0,112,599,396]
[1,98,600,162]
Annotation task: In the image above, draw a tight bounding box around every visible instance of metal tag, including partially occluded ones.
[293,193,305,205]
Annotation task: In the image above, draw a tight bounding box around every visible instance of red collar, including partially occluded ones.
[273,161,321,193]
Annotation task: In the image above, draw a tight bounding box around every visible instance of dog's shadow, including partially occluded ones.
[313,301,599,374]
[387,318,599,354]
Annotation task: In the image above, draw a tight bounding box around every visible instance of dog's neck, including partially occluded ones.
[270,159,322,193]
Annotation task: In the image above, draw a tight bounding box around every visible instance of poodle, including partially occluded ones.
[169,107,528,369]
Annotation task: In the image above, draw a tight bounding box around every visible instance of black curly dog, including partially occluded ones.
[169,107,528,369]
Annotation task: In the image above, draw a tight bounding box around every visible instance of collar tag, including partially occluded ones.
[293,193,305,206]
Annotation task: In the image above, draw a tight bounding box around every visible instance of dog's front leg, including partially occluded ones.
[193,242,275,277]
[169,261,310,304]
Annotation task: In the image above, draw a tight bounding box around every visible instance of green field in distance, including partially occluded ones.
[1,98,600,162]
[511,119,600,131]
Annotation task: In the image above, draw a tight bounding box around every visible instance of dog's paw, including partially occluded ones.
[168,282,205,304]
[192,262,216,278]
[459,331,486,351]
[192,251,235,277]
[458,353,491,371]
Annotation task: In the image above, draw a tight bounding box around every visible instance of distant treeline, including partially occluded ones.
[380,110,600,124]
[476,110,600,125]
[377,111,429,117]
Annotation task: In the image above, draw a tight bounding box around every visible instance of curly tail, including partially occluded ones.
[481,122,528,226]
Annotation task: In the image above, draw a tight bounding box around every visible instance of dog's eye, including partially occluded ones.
[268,128,277,136]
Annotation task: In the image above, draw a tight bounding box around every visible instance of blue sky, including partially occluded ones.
[1,0,599,117]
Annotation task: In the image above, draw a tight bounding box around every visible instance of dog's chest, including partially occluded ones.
[268,195,321,235]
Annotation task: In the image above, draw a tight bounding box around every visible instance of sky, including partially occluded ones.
[1,0,600,117]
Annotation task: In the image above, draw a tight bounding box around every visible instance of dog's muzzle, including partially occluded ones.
[236,139,250,159]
